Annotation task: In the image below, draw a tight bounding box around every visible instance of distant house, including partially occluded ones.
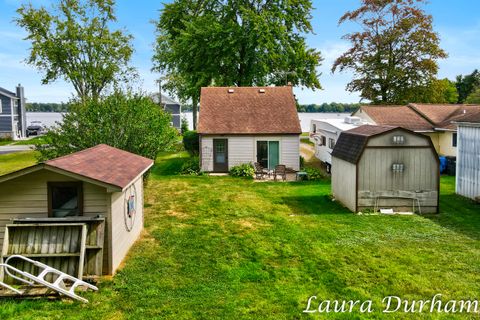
[331,125,439,213]
[0,84,27,139]
[309,116,366,172]
[197,86,301,172]
[453,110,480,201]
[151,93,182,130]
[0,144,153,276]
[352,103,480,157]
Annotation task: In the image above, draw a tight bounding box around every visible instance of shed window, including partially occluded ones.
[392,163,405,173]
[452,133,457,147]
[312,124,317,133]
[392,135,405,144]
[48,182,83,217]
[320,135,326,146]
[328,138,336,149]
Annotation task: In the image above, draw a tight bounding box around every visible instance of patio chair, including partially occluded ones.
[254,162,270,180]
[273,165,287,182]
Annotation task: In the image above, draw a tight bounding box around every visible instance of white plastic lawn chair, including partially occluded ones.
[0,255,98,303]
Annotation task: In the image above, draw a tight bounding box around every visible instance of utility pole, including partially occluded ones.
[156,79,162,105]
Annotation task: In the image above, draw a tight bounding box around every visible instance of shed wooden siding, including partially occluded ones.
[0,169,108,245]
[331,157,356,211]
[0,169,110,275]
[456,125,480,199]
[200,135,300,171]
[109,176,144,274]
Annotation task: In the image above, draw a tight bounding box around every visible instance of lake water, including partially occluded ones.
[27,112,351,132]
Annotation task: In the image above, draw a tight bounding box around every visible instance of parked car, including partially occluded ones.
[26,121,46,137]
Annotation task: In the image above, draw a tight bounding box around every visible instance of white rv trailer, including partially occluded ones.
[309,116,365,171]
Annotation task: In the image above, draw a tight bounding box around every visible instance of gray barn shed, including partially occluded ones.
[331,125,439,213]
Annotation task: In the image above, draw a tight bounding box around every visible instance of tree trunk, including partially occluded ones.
[192,98,198,130]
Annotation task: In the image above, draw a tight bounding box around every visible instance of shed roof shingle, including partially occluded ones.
[197,86,301,134]
[46,144,153,189]
[331,125,398,164]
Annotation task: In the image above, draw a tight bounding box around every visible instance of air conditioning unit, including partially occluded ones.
[344,116,361,124]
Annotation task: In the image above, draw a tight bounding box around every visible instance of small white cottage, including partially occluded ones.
[0,144,153,276]
[454,111,480,201]
[197,86,301,172]
[331,125,439,213]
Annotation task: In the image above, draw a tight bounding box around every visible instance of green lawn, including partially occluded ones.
[0,151,38,175]
[0,152,479,319]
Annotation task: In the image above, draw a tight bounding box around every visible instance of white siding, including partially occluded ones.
[456,124,480,200]
[109,177,144,274]
[200,135,300,171]
[331,157,356,211]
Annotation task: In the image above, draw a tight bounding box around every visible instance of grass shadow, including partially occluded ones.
[421,176,480,240]
[281,195,351,215]
[150,151,191,176]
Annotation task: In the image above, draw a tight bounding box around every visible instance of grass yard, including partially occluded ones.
[0,152,479,319]
[0,151,38,175]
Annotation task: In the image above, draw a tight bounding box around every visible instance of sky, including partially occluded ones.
[0,0,479,104]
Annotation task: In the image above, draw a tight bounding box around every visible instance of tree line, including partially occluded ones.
[26,103,70,112]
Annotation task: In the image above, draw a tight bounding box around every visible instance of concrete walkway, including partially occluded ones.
[0,145,34,155]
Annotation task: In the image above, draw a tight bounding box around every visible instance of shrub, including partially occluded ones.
[180,115,189,134]
[229,163,255,178]
[183,130,199,155]
[299,156,305,169]
[36,92,178,161]
[305,167,324,181]
[180,156,202,175]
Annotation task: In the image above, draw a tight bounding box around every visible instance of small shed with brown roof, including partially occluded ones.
[0,144,153,277]
[198,86,301,172]
[331,125,439,213]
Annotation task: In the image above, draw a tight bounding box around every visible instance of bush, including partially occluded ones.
[305,167,324,181]
[229,163,255,178]
[180,156,202,175]
[180,116,189,134]
[36,92,178,161]
[183,130,199,155]
[299,156,305,169]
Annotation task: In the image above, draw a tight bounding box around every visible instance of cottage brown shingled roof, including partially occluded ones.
[197,86,301,134]
[451,108,480,124]
[46,144,153,190]
[356,105,434,131]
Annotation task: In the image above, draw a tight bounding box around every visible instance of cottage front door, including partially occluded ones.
[213,139,228,172]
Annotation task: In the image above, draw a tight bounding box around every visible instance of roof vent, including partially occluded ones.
[259,89,265,93]
[228,89,234,93]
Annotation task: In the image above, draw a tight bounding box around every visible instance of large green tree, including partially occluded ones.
[16,0,135,102]
[455,69,480,103]
[332,0,447,104]
[153,0,322,128]
[407,78,458,104]
[465,87,480,104]
[36,92,178,161]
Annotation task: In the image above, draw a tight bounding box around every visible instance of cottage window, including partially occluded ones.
[392,135,405,144]
[321,135,326,146]
[48,182,83,217]
[452,133,457,147]
[391,163,405,173]
[328,138,336,149]
[312,124,317,133]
